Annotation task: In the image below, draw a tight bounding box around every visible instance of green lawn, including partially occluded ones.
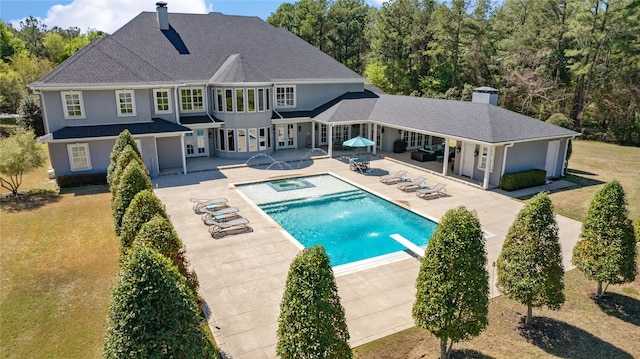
[1,139,638,358]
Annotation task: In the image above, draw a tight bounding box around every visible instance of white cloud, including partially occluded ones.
[42,0,211,33]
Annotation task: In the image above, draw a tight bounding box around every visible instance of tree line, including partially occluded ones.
[268,0,640,146]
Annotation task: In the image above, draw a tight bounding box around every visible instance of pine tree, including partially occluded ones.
[497,192,565,325]
[572,181,637,296]
[277,245,351,359]
[413,206,488,359]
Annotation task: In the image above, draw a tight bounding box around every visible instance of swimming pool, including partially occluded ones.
[237,174,437,267]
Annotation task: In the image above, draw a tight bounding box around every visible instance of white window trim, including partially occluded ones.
[180,87,205,112]
[275,85,296,108]
[215,88,224,112]
[478,145,495,172]
[153,89,172,114]
[60,91,85,119]
[115,90,137,117]
[235,88,245,113]
[247,88,256,113]
[67,143,92,171]
[224,88,234,112]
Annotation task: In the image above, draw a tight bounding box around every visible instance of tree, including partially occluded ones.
[0,130,46,196]
[1,20,26,60]
[0,65,24,113]
[135,214,199,296]
[17,94,45,136]
[119,190,168,252]
[103,244,217,358]
[107,130,141,187]
[111,161,152,235]
[277,245,351,359]
[572,180,637,296]
[326,0,371,73]
[412,206,488,359]
[496,192,565,325]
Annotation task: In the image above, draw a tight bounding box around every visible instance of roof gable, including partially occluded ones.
[209,54,271,83]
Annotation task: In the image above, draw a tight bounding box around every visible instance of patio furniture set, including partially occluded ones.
[379,171,448,198]
[191,198,254,238]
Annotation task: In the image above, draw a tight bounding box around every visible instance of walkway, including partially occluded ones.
[152,155,582,359]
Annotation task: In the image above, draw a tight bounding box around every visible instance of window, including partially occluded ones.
[225,89,233,112]
[115,90,136,116]
[216,89,224,112]
[257,89,265,111]
[249,128,258,151]
[153,89,171,114]
[275,85,295,108]
[61,91,85,119]
[226,129,235,151]
[180,87,203,111]
[266,88,271,110]
[237,129,247,152]
[259,128,267,150]
[218,129,226,150]
[67,143,91,171]
[478,146,495,172]
[247,89,256,112]
[236,89,245,112]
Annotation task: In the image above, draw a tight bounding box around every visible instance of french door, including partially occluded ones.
[185,129,208,157]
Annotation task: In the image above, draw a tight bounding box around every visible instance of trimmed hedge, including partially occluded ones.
[500,169,546,191]
[56,172,107,188]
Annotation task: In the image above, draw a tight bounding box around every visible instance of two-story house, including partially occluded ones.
[30,2,577,189]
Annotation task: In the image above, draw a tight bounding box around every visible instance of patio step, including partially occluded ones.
[260,189,366,212]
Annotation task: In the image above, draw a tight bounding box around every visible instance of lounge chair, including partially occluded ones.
[397,176,426,192]
[416,183,447,198]
[208,218,253,238]
[192,198,229,214]
[200,207,240,223]
[379,170,407,184]
[191,197,227,209]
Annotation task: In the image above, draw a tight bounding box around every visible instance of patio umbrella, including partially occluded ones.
[342,136,375,147]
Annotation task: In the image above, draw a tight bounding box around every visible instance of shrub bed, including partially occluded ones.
[56,173,107,188]
[500,169,546,191]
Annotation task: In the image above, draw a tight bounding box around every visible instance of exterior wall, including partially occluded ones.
[504,140,549,174]
[42,89,153,133]
[156,136,183,170]
[288,83,364,111]
[48,139,115,177]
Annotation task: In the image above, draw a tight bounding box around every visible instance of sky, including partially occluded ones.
[1,0,385,34]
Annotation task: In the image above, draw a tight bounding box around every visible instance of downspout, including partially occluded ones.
[500,143,515,185]
[174,86,181,124]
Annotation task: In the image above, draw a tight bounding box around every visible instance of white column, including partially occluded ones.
[328,125,333,158]
[180,135,187,174]
[372,124,378,155]
[311,122,316,149]
[482,146,492,189]
[442,139,450,176]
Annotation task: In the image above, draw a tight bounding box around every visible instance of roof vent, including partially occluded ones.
[156,1,169,31]
[472,86,498,106]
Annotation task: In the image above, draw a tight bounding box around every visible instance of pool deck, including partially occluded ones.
[152,155,582,359]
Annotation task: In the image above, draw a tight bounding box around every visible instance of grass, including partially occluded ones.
[546,140,640,222]
[354,269,640,358]
[1,139,637,358]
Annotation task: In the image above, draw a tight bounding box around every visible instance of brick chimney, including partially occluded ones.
[472,86,498,106]
[156,1,169,31]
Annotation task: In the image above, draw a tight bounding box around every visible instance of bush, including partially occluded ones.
[500,169,546,191]
[109,145,144,196]
[107,130,141,186]
[56,172,107,188]
[111,161,152,235]
[120,190,167,252]
[546,113,573,129]
[277,245,351,359]
[135,214,199,296]
[103,244,217,358]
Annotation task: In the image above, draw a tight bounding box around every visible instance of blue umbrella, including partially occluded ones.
[342,136,375,147]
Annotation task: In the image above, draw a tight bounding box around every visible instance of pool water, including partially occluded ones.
[238,174,437,266]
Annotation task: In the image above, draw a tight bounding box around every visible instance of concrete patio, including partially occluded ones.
[152,155,582,359]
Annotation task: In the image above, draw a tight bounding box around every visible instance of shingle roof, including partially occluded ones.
[31,12,362,88]
[209,54,271,83]
[42,118,191,140]
[308,91,577,144]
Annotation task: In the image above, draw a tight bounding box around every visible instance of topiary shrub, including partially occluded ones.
[107,130,141,186]
[135,214,199,296]
[111,161,152,235]
[103,244,217,358]
[277,245,351,359]
[546,113,573,130]
[572,180,637,296]
[56,173,107,188]
[413,206,488,359]
[109,145,144,196]
[500,169,546,191]
[497,192,564,325]
[120,190,167,252]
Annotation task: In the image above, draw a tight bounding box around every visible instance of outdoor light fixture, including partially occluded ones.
[298,125,302,132]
